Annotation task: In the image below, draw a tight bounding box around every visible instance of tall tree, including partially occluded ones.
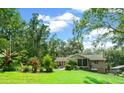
[65,39,84,55]
[73,8,124,47]
[26,13,50,58]
[104,47,124,66]
[48,34,60,59]
[0,9,22,52]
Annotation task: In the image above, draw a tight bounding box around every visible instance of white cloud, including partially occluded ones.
[85,28,113,41]
[49,21,68,32]
[55,12,79,21]
[38,14,51,22]
[72,8,89,12]
[83,28,114,49]
[105,42,115,48]
[83,42,93,49]
[90,28,111,36]
[84,41,114,49]
[38,12,79,32]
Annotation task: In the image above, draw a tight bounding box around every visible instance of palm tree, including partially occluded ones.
[1,49,18,67]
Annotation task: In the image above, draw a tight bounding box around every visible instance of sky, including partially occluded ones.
[18,8,114,49]
[18,8,83,40]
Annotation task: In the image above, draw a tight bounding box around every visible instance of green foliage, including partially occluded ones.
[43,54,52,67]
[104,47,124,66]
[65,60,77,70]
[0,9,21,37]
[29,57,39,73]
[119,72,124,77]
[67,60,77,68]
[48,34,60,59]
[26,13,50,58]
[79,67,84,70]
[73,8,124,48]
[120,67,124,71]
[79,67,89,71]
[15,50,29,65]
[2,65,16,72]
[43,54,53,72]
[46,67,53,72]
[65,64,72,70]
[0,9,22,54]
[1,49,18,70]
[0,56,4,67]
[53,62,58,69]
[65,39,84,55]
[39,67,44,72]
[0,38,9,52]
[21,66,32,73]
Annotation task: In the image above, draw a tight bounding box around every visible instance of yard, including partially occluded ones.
[0,70,124,84]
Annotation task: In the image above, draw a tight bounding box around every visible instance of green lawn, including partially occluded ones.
[0,70,124,84]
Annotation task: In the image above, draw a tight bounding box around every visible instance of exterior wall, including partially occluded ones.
[91,60,107,73]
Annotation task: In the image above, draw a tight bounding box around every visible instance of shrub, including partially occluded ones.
[46,67,53,72]
[79,67,89,71]
[74,66,79,70]
[22,66,31,73]
[2,65,16,72]
[120,67,124,72]
[39,68,44,72]
[65,60,77,70]
[0,49,18,72]
[43,54,53,72]
[53,62,58,69]
[29,57,39,73]
[2,49,18,67]
[79,67,84,70]
[65,64,72,70]
[68,60,77,67]
[119,72,124,77]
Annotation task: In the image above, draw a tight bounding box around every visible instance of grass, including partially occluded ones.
[0,70,124,84]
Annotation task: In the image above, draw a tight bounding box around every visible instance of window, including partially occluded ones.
[78,59,82,66]
[78,59,88,66]
[83,59,87,66]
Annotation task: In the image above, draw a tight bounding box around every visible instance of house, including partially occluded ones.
[55,54,107,73]
[55,57,67,68]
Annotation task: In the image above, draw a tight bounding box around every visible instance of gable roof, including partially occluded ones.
[55,54,106,62]
[68,53,106,61]
[55,57,68,62]
[82,55,106,61]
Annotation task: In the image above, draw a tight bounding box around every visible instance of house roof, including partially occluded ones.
[82,55,106,61]
[55,57,68,62]
[55,54,106,62]
[69,54,106,61]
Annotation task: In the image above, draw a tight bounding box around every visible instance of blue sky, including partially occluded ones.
[18,8,83,40]
[17,8,114,49]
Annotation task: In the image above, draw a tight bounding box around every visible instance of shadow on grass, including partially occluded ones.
[84,76,111,84]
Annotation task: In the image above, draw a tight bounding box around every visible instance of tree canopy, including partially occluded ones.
[73,8,124,47]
